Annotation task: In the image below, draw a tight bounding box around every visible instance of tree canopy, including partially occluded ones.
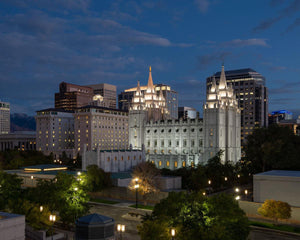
[138,192,249,240]
[258,199,291,223]
[129,162,161,195]
[244,125,300,173]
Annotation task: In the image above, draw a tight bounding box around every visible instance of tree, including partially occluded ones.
[258,199,291,223]
[0,171,23,210]
[129,162,160,195]
[10,199,53,230]
[86,165,111,192]
[138,192,249,240]
[245,125,300,173]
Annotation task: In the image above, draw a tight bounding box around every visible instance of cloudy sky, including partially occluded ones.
[0,0,300,117]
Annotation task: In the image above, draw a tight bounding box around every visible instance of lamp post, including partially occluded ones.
[117,224,125,240]
[171,228,176,240]
[134,178,139,209]
[49,214,56,240]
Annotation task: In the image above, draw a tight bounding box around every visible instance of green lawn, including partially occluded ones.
[129,204,154,210]
[90,198,119,205]
[250,220,300,234]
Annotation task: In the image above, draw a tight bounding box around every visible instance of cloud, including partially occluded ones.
[194,0,210,13]
[284,17,300,33]
[253,0,300,33]
[223,38,269,48]
[261,62,286,71]
[197,51,232,70]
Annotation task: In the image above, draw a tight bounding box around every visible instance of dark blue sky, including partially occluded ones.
[0,0,300,117]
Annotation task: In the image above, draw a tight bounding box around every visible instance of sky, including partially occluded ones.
[0,0,300,117]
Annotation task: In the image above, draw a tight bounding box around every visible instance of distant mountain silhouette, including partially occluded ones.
[10,113,36,132]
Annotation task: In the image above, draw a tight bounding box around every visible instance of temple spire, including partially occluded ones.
[211,75,217,93]
[219,64,227,90]
[147,66,154,92]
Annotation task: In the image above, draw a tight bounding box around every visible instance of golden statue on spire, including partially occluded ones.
[149,66,151,72]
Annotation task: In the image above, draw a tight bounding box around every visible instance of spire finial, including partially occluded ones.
[149,66,151,72]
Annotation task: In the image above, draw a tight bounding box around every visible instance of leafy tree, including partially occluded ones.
[9,199,53,230]
[138,192,249,240]
[258,199,291,223]
[0,171,23,210]
[245,125,300,173]
[86,165,111,192]
[129,162,160,195]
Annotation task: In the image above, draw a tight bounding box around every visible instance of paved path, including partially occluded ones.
[89,202,151,240]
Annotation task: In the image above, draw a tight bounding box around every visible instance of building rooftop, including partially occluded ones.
[36,108,74,113]
[76,213,114,225]
[22,164,68,172]
[76,105,128,113]
[0,212,23,220]
[255,170,300,178]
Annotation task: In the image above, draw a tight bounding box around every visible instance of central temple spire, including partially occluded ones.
[218,65,227,90]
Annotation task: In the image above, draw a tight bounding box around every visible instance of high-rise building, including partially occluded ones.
[118,68,178,119]
[207,68,268,146]
[87,83,117,109]
[35,108,75,159]
[0,101,10,134]
[178,107,198,120]
[74,106,129,154]
[55,82,94,111]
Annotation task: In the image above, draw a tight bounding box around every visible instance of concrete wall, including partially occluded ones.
[0,212,25,240]
[254,174,300,207]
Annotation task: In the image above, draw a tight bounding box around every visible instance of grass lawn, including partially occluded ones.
[90,198,120,205]
[250,220,300,234]
[129,204,154,210]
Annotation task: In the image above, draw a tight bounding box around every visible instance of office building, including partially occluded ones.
[0,101,10,134]
[74,106,129,154]
[178,106,198,119]
[207,68,268,146]
[87,83,117,109]
[35,108,75,159]
[269,110,293,125]
[55,82,94,111]
[118,68,178,119]
[129,65,241,169]
[0,131,36,151]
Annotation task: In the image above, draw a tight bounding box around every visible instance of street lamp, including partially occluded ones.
[134,178,139,208]
[224,177,228,181]
[235,187,239,193]
[49,214,56,240]
[235,195,240,201]
[171,228,176,240]
[134,178,139,209]
[208,180,211,185]
[40,206,43,212]
[117,224,125,240]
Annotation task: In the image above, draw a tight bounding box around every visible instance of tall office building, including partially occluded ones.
[118,68,178,119]
[55,82,94,111]
[74,106,129,154]
[87,83,117,109]
[35,108,75,159]
[178,107,198,120]
[207,68,268,146]
[0,101,10,134]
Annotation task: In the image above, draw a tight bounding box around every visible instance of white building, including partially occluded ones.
[254,170,300,207]
[129,65,241,169]
[0,131,36,151]
[35,108,75,159]
[74,106,129,154]
[0,101,10,134]
[82,144,145,172]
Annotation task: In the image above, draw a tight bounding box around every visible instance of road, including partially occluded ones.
[89,203,150,240]
[89,203,300,240]
[249,227,300,240]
